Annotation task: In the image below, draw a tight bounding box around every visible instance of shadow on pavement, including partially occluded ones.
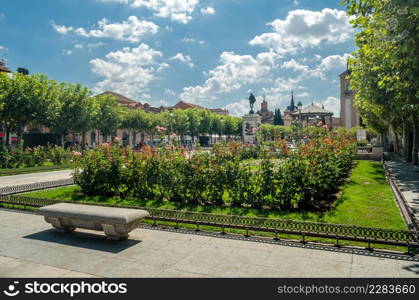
[401,263,419,275]
[23,228,141,253]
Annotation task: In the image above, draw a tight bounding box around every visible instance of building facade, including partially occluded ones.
[0,59,11,73]
[339,69,360,129]
[283,91,302,126]
[256,95,274,124]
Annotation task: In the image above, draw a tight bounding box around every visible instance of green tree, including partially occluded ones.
[48,83,92,146]
[122,108,150,146]
[16,67,29,75]
[0,73,60,147]
[343,0,419,164]
[198,110,212,136]
[95,93,124,142]
[274,108,284,125]
[173,109,189,143]
[186,109,201,142]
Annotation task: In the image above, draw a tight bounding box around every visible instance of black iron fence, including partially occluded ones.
[0,179,74,196]
[1,194,418,253]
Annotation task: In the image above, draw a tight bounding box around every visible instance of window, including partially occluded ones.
[345,82,350,93]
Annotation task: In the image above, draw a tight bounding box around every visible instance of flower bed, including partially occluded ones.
[73,129,356,211]
[0,145,73,169]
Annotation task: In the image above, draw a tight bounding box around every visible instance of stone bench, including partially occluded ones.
[38,203,149,240]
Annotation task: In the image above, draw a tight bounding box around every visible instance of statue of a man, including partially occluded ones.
[248,92,256,114]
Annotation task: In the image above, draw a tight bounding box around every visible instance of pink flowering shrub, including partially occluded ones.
[73,129,356,211]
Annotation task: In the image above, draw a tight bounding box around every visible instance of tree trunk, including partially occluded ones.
[394,129,400,155]
[17,131,24,149]
[405,126,413,163]
[412,112,419,165]
[132,131,137,147]
[81,132,86,149]
[5,129,10,148]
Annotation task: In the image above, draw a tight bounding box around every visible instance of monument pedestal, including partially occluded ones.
[242,114,261,144]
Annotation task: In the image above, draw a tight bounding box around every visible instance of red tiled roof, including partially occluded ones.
[0,65,11,73]
[97,91,138,105]
[97,91,228,115]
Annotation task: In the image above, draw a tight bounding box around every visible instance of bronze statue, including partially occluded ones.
[248,92,256,114]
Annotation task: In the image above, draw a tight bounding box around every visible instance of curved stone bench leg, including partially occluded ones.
[45,217,75,233]
[102,224,129,240]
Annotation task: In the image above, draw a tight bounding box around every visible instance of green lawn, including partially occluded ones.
[23,160,406,230]
[0,163,69,176]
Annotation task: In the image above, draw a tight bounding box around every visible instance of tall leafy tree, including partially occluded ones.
[0,73,60,147]
[95,93,124,142]
[122,108,150,146]
[343,0,419,164]
[274,108,284,125]
[16,67,29,75]
[173,109,189,143]
[198,110,212,136]
[186,108,202,142]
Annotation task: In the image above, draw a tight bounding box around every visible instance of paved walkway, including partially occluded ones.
[0,209,417,278]
[385,155,419,224]
[0,170,72,188]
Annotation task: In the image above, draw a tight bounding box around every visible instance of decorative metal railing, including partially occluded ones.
[0,179,74,196]
[0,194,418,253]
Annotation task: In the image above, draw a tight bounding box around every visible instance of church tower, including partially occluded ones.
[339,68,359,129]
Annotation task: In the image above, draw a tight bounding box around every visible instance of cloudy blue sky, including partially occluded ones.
[0,0,356,116]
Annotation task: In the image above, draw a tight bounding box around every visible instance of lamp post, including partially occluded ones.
[169,111,173,144]
[220,118,224,142]
[298,102,303,128]
[298,102,303,138]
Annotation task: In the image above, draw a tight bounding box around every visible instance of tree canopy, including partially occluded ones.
[342,0,419,164]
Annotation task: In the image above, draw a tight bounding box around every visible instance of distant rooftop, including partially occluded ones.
[97,91,228,115]
[0,60,11,73]
[293,104,333,115]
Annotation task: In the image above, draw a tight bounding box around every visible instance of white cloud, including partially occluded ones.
[53,16,158,43]
[308,53,349,79]
[90,43,163,99]
[262,77,303,101]
[180,51,279,103]
[52,22,73,35]
[157,62,169,72]
[97,0,129,3]
[131,0,199,24]
[296,92,310,98]
[0,45,8,52]
[280,54,350,79]
[74,42,105,51]
[62,49,73,55]
[169,53,194,68]
[250,8,353,54]
[164,88,176,95]
[181,38,205,45]
[225,98,253,117]
[200,6,215,15]
[316,96,340,116]
[281,59,308,72]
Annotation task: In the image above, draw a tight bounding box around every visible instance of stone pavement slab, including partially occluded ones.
[0,170,72,188]
[0,209,417,278]
[385,155,419,223]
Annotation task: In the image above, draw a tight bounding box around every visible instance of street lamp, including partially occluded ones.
[169,111,173,144]
[220,118,224,142]
[298,102,303,127]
